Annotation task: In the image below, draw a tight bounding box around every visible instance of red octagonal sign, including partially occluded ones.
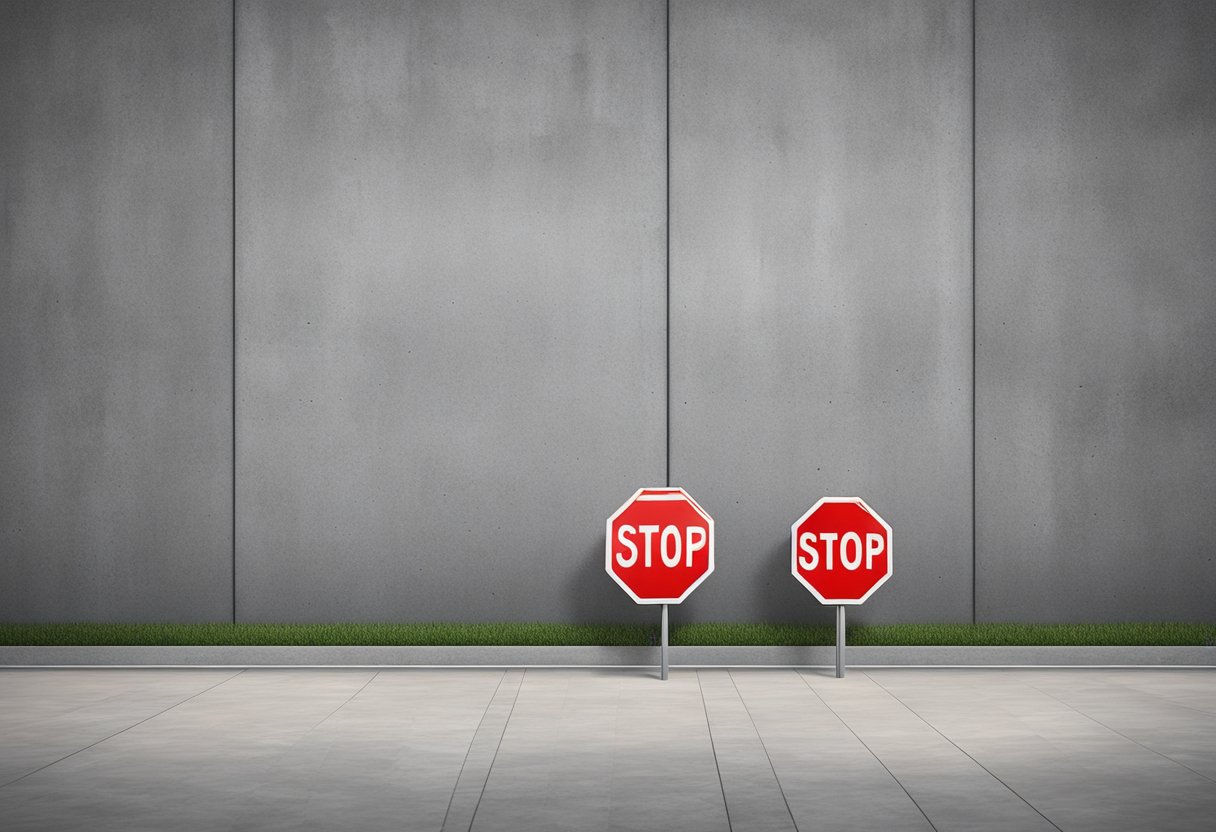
[606,487,714,604]
[791,497,892,605]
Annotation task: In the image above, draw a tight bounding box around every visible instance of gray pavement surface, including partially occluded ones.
[0,668,1212,832]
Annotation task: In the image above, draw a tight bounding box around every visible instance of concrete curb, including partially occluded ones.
[1,645,1213,667]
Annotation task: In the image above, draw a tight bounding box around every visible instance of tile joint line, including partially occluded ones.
[441,668,510,832]
[725,669,800,832]
[466,669,525,831]
[696,669,735,832]
[0,669,246,791]
[1023,679,1216,785]
[798,670,939,832]
[861,669,1064,832]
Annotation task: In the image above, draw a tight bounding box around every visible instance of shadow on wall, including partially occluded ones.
[757,534,842,627]
[564,532,653,626]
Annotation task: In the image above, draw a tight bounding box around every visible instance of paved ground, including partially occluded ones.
[0,667,1212,832]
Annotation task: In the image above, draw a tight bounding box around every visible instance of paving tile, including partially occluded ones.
[697,670,796,832]
[1018,669,1216,782]
[469,669,729,832]
[0,668,503,832]
[442,669,523,831]
[1110,669,1216,715]
[735,669,935,832]
[2,667,1214,832]
[807,670,1058,832]
[0,669,240,786]
[868,669,1216,832]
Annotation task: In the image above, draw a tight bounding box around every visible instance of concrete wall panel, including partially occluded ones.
[236,0,666,622]
[670,0,974,623]
[975,0,1216,621]
[0,1,234,621]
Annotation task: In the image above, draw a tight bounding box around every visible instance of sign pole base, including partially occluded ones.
[835,605,845,678]
[661,603,669,681]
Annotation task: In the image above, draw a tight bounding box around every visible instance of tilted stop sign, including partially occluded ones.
[606,487,714,604]
[606,487,714,680]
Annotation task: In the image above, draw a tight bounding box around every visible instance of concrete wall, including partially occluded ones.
[2,1,1213,624]
[0,1,234,621]
[670,0,974,624]
[235,0,666,622]
[975,0,1216,621]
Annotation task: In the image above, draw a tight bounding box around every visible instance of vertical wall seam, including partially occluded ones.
[971,0,977,626]
[231,0,238,624]
[665,0,672,489]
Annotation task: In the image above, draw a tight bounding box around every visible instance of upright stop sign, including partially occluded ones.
[791,497,891,604]
[606,488,714,604]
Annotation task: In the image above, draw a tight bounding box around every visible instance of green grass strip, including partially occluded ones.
[671,621,1216,647]
[0,622,649,647]
[0,621,1212,647]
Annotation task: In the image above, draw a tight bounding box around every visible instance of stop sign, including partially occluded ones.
[606,487,714,604]
[791,497,892,604]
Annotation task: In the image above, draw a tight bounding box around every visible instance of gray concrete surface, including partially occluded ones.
[669,0,974,624]
[975,0,1216,622]
[3,1,1215,626]
[3,644,1214,667]
[235,0,666,623]
[0,1,234,621]
[1,667,1213,831]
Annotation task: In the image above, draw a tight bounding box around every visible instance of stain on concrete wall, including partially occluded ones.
[235,0,666,622]
[976,0,1216,620]
[0,1,234,621]
[670,0,974,623]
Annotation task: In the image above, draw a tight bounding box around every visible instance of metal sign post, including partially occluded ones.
[790,497,892,680]
[661,603,669,681]
[836,604,846,678]
[605,487,714,682]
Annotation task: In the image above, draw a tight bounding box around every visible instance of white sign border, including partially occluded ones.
[790,496,892,606]
[606,486,715,605]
